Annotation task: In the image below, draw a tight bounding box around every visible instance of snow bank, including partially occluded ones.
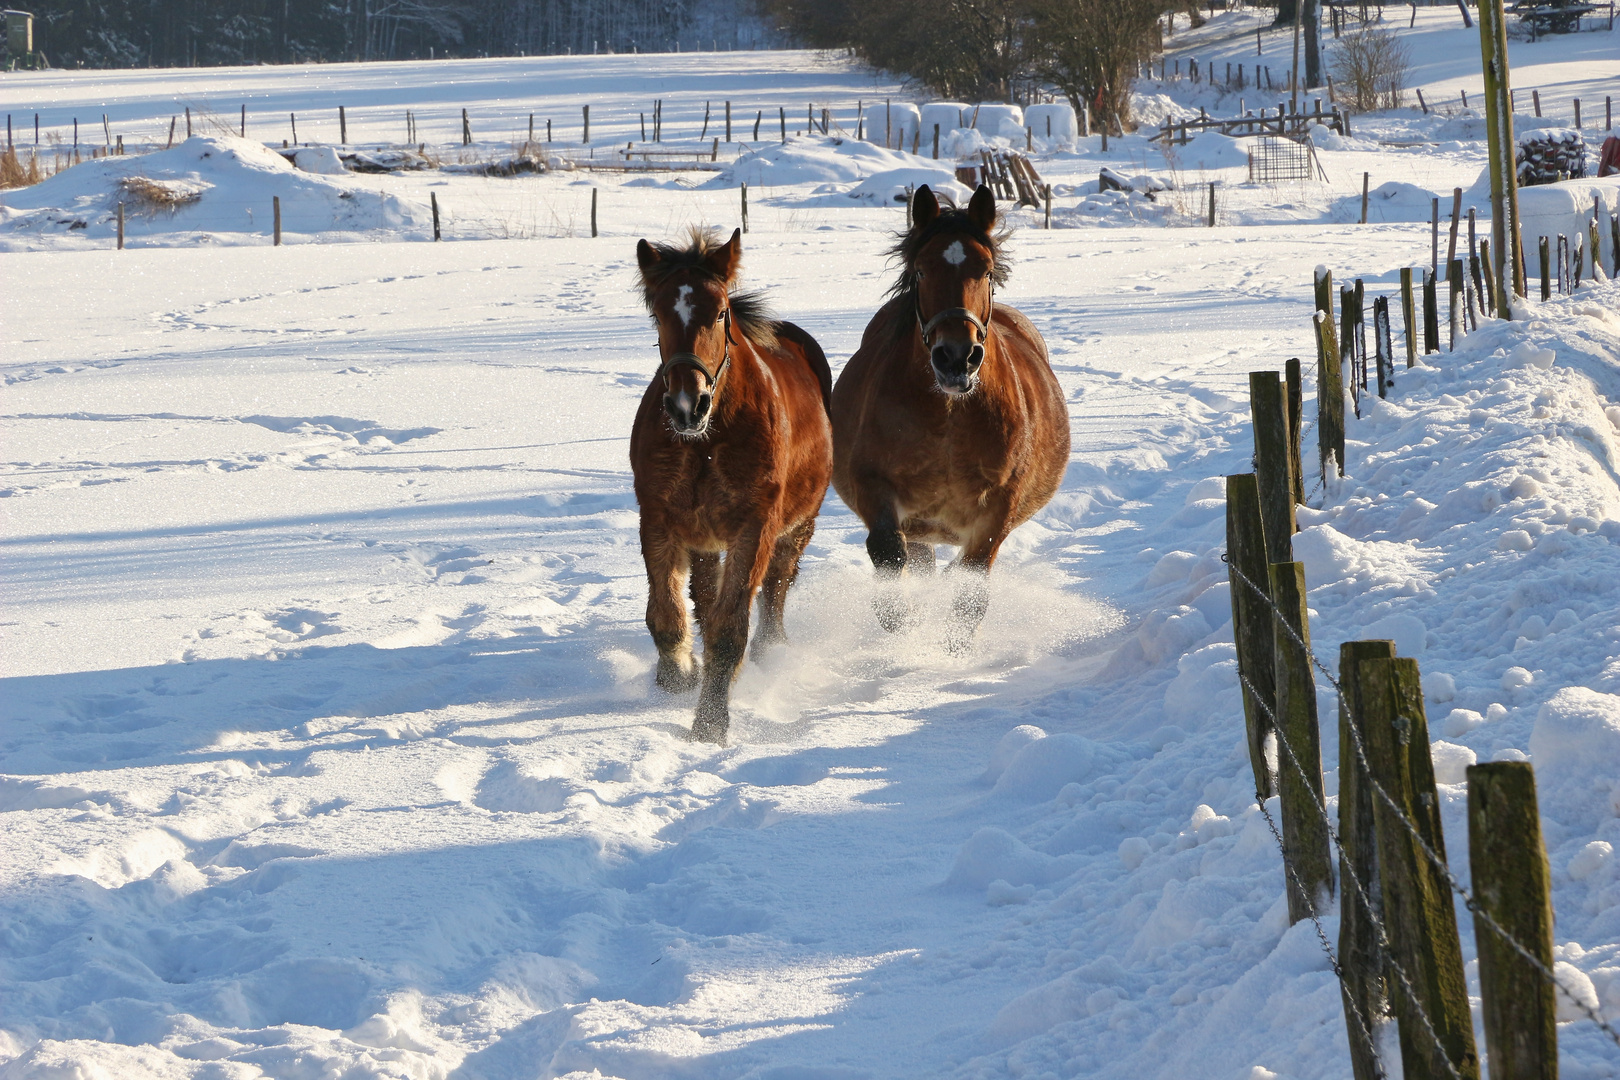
[0,135,427,250]
[705,133,944,189]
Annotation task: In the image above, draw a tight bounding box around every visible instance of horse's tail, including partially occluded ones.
[772,320,833,414]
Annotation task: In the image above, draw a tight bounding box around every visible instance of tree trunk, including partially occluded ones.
[1303,0,1322,89]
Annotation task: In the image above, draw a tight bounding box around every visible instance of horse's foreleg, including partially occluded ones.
[642,524,699,693]
[693,524,775,744]
[751,518,814,660]
[945,529,1006,653]
[904,541,936,574]
[859,495,912,633]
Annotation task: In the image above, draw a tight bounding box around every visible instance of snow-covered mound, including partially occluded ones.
[704,134,949,189]
[0,136,427,250]
[1169,131,1251,171]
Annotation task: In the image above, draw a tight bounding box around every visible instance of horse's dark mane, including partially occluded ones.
[637,227,778,347]
[884,208,1013,304]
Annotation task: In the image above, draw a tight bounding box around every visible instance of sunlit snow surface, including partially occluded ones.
[3,17,1620,1080]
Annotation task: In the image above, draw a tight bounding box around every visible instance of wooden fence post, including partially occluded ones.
[1270,562,1334,924]
[1314,319,1344,481]
[1358,657,1480,1080]
[461,107,471,145]
[741,182,748,234]
[725,100,732,142]
[1249,371,1296,564]
[116,202,124,250]
[340,105,348,145]
[701,101,710,140]
[1423,269,1440,353]
[1448,258,1464,350]
[1467,762,1557,1080]
[1226,474,1276,801]
[1373,295,1392,398]
[1360,171,1370,224]
[1338,639,1396,1080]
[780,106,786,142]
[1285,357,1304,505]
[273,196,281,246]
[430,191,440,241]
[583,105,590,144]
[591,187,598,237]
[1400,267,1417,367]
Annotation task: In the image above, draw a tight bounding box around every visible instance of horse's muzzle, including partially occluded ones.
[930,342,985,395]
[664,390,712,435]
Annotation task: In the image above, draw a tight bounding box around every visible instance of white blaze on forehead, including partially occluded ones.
[673,285,696,327]
[942,240,967,266]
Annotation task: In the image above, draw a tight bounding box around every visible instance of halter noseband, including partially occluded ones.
[915,279,994,349]
[657,307,735,389]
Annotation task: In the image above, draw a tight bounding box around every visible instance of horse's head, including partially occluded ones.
[907,184,1001,396]
[636,228,744,437]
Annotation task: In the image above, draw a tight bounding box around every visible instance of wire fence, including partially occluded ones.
[1221,554,1620,1070]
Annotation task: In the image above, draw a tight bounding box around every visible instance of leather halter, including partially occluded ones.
[915,280,994,349]
[657,308,735,389]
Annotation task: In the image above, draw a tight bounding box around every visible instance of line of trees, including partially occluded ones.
[23,0,771,68]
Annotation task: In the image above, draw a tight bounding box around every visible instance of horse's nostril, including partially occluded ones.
[967,344,985,370]
[695,393,712,418]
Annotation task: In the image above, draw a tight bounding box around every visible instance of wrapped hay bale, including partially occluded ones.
[1516,128,1587,186]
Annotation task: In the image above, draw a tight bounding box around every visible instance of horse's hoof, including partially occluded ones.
[748,631,787,663]
[656,658,701,693]
[689,715,729,745]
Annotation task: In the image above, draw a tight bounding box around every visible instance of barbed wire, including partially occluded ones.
[1225,554,1620,1051]
[1238,664,1458,1080]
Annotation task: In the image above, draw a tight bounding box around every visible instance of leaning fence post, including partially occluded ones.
[1270,562,1333,924]
[1358,657,1480,1080]
[1467,762,1556,1080]
[1249,371,1296,564]
[1226,474,1275,801]
[1338,640,1396,1080]
[430,191,441,241]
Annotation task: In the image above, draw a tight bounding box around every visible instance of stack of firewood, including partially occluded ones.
[1516,129,1587,185]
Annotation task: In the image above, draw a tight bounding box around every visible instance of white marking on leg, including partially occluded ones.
[674,285,695,327]
[942,240,967,266]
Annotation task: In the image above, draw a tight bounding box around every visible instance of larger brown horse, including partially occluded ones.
[630,227,833,744]
[831,185,1069,644]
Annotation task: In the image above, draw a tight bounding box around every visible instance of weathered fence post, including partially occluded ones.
[1448,257,1465,350]
[1400,267,1417,367]
[1249,371,1296,564]
[1467,762,1556,1080]
[741,183,748,234]
[461,107,471,145]
[701,101,711,140]
[583,105,590,144]
[430,191,440,241]
[1314,311,1345,481]
[1358,657,1480,1080]
[1285,357,1304,505]
[1539,235,1551,300]
[725,100,732,142]
[1373,295,1392,398]
[1226,474,1276,801]
[116,202,124,250]
[1338,640,1396,1080]
[590,187,598,237]
[1423,269,1440,353]
[273,196,281,246]
[340,105,348,145]
[1270,562,1333,924]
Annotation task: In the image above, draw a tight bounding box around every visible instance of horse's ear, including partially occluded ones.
[705,227,743,282]
[636,238,659,271]
[968,184,997,233]
[911,185,939,231]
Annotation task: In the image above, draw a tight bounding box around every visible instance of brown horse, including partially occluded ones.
[630,227,833,744]
[830,184,1069,644]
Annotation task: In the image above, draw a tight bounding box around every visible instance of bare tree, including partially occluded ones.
[1026,0,1160,132]
[1328,26,1410,111]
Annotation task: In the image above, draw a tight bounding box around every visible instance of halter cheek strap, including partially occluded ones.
[657,309,734,388]
[916,283,994,348]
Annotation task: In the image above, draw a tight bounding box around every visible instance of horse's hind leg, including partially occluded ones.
[693,524,774,744]
[751,519,814,661]
[689,551,720,639]
[642,523,700,693]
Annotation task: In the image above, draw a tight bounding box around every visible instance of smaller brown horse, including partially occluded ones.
[831,185,1069,645]
[630,227,833,744]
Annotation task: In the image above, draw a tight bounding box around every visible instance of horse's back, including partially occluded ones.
[771,320,834,413]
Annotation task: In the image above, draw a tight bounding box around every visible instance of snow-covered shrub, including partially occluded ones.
[1328,27,1411,112]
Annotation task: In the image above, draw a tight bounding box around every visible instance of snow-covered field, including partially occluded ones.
[3,14,1620,1080]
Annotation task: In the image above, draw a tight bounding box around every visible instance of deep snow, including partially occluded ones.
[4,18,1620,1080]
